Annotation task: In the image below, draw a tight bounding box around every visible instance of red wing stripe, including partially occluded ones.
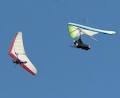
[20,63,36,75]
[9,53,17,60]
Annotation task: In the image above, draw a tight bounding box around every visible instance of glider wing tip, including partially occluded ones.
[109,31,116,35]
[103,31,116,35]
[17,31,22,34]
[32,71,38,76]
[68,22,73,25]
[113,31,116,34]
[15,31,22,35]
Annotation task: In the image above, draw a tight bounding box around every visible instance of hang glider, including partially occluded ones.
[68,22,116,40]
[8,32,37,75]
[67,22,116,50]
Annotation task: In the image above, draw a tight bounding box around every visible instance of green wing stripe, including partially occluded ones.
[68,24,80,40]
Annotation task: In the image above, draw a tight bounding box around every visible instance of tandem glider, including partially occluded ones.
[8,32,37,75]
[68,22,116,50]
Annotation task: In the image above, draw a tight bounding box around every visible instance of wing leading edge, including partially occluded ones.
[8,32,37,75]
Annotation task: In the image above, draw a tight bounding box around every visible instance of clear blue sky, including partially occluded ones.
[0,0,120,98]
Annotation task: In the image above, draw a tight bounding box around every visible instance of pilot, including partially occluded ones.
[13,59,27,64]
[73,38,91,50]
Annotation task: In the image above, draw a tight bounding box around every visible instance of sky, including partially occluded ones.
[0,0,120,98]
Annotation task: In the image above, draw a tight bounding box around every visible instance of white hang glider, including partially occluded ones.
[68,22,116,50]
[8,32,37,75]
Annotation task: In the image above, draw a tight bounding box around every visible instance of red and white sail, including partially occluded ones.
[8,32,37,75]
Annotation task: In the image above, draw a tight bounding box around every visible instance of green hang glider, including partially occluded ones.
[67,22,116,50]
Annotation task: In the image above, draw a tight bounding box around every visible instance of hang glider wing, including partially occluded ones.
[68,22,116,40]
[8,32,37,75]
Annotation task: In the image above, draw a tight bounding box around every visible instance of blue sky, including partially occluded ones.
[0,0,120,98]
